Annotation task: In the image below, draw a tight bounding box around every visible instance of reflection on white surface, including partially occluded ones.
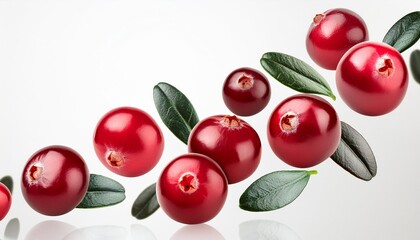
[170,224,225,240]
[130,224,157,240]
[24,220,76,240]
[239,220,301,240]
[4,218,19,240]
[63,225,128,240]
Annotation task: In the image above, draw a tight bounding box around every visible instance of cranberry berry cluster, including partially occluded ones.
[0,8,419,227]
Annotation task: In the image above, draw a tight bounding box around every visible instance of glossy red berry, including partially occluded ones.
[21,145,89,216]
[267,94,341,168]
[156,153,228,224]
[336,41,409,116]
[93,107,164,177]
[0,183,12,221]
[188,115,261,184]
[222,67,271,116]
[306,8,368,70]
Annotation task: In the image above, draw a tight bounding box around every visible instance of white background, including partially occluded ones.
[1,1,420,239]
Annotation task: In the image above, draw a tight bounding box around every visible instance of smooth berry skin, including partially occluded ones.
[188,115,261,184]
[222,67,271,116]
[21,145,89,216]
[0,183,12,221]
[157,153,228,224]
[267,94,341,168]
[336,41,409,116]
[93,107,164,177]
[306,8,368,70]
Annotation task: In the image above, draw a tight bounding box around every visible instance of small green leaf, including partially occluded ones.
[239,170,317,212]
[153,82,199,144]
[330,121,377,181]
[0,176,13,194]
[410,49,420,84]
[260,52,336,100]
[77,174,125,208]
[383,11,420,53]
[131,183,160,220]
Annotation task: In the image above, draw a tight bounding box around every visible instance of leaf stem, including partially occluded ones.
[307,170,318,175]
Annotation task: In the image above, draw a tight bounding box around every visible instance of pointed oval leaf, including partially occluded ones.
[4,218,19,240]
[410,49,420,84]
[239,170,317,212]
[261,52,336,100]
[76,174,125,208]
[131,183,160,220]
[0,176,13,194]
[153,82,199,144]
[330,121,377,181]
[383,11,420,53]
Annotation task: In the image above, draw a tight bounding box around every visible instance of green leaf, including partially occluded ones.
[239,170,317,212]
[131,183,160,220]
[0,176,13,194]
[260,52,336,100]
[410,49,420,84]
[76,174,125,208]
[383,11,420,53]
[330,121,377,181]
[153,82,200,144]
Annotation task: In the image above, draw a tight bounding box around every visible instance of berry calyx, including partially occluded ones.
[237,74,254,89]
[377,58,394,76]
[280,111,299,133]
[313,13,325,24]
[221,115,242,128]
[106,151,125,167]
[178,172,198,194]
[29,164,43,182]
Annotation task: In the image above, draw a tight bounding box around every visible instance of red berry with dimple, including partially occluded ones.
[21,145,89,216]
[0,183,12,221]
[93,107,164,177]
[268,94,341,168]
[157,153,228,224]
[188,115,261,184]
[222,67,271,116]
[336,41,408,116]
[306,8,368,70]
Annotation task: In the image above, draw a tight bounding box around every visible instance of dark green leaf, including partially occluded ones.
[131,183,160,220]
[77,174,125,208]
[410,49,420,84]
[153,82,199,144]
[4,218,19,240]
[239,170,317,212]
[260,52,336,100]
[383,11,420,53]
[330,121,377,181]
[0,176,13,194]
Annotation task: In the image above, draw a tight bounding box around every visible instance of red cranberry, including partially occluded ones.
[156,153,228,224]
[336,41,408,116]
[21,145,89,216]
[0,183,12,221]
[306,8,368,70]
[222,67,271,116]
[267,94,341,168]
[188,115,261,184]
[93,107,164,177]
